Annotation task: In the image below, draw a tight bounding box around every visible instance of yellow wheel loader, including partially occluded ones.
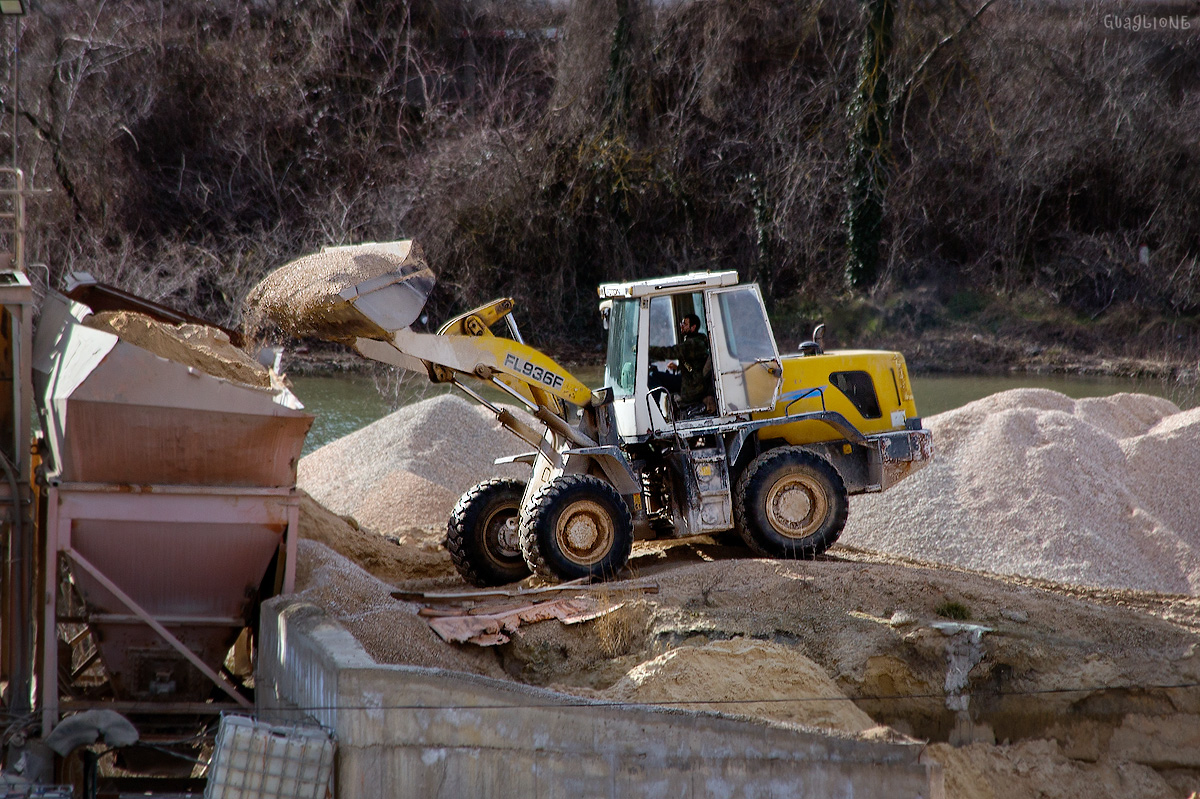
[247,242,933,585]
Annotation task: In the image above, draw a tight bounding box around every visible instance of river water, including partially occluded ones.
[291,368,1199,454]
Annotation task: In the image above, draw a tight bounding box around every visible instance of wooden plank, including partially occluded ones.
[392,577,589,602]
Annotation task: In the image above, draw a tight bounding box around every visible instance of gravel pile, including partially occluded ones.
[297,393,529,537]
[297,492,455,583]
[293,540,502,675]
[85,310,273,388]
[842,389,1200,594]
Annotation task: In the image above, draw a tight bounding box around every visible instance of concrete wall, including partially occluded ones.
[258,598,943,799]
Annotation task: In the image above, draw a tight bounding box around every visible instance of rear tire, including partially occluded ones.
[447,479,531,586]
[735,447,848,559]
[520,475,633,581]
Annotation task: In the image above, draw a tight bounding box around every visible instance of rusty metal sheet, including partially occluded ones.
[426,596,625,646]
[62,399,311,486]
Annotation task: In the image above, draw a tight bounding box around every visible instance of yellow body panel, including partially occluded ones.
[456,334,593,408]
[411,297,593,408]
[753,350,919,445]
[437,297,516,336]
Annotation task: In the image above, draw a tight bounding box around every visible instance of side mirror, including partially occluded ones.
[598,299,613,330]
[798,323,826,356]
[647,386,676,426]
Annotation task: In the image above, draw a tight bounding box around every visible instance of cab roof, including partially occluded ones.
[597,271,739,299]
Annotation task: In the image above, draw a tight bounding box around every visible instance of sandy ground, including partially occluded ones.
[296,515,1200,798]
[293,390,1200,798]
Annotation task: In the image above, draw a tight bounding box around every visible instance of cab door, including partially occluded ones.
[704,285,782,415]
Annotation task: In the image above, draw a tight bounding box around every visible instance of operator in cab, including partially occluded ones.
[649,313,717,416]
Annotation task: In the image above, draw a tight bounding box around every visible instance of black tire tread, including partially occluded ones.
[447,478,530,587]
[734,447,848,559]
[519,474,634,581]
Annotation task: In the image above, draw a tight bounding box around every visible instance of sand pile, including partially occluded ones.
[927,739,1176,799]
[293,539,501,675]
[298,393,529,537]
[243,240,432,343]
[843,389,1200,594]
[298,492,455,583]
[84,310,273,388]
[597,638,876,735]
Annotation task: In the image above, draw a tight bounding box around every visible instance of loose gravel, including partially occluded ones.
[85,310,273,388]
[293,539,503,675]
[842,389,1200,594]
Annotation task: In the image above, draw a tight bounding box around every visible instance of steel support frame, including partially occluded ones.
[0,265,33,716]
[40,483,300,734]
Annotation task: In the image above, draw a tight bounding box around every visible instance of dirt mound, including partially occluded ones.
[85,310,272,388]
[297,394,529,537]
[298,492,454,584]
[293,539,503,676]
[598,638,876,735]
[927,739,1176,799]
[842,389,1200,593]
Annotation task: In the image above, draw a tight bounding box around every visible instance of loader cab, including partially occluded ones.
[599,272,783,440]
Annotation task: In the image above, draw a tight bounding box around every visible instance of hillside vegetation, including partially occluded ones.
[8,0,1200,360]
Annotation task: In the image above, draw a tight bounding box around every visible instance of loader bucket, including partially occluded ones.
[244,240,435,343]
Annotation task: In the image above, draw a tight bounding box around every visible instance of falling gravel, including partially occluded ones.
[842,389,1200,594]
[297,393,530,538]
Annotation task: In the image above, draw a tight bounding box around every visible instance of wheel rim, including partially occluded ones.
[483,507,522,560]
[553,499,615,566]
[764,472,828,539]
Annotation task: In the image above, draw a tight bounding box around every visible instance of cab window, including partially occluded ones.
[604,298,639,398]
[649,296,675,347]
[715,288,774,361]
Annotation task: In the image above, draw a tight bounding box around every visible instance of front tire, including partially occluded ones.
[520,474,633,581]
[447,479,531,586]
[735,447,848,558]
